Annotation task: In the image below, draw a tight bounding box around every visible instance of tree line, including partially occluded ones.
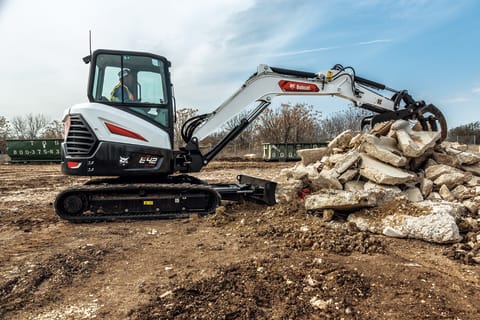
[174,103,372,155]
[1,104,479,155]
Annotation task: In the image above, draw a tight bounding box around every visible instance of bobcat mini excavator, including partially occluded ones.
[54,49,448,222]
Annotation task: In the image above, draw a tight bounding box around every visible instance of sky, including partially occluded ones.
[0,0,479,129]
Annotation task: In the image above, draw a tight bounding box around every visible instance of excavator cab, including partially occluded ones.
[61,50,176,177]
[86,49,174,134]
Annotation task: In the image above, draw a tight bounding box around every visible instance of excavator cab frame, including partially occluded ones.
[85,49,175,147]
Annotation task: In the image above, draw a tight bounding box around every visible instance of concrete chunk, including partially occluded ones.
[432,152,459,167]
[327,129,353,150]
[446,148,480,165]
[362,134,408,167]
[332,149,360,175]
[310,171,343,191]
[404,187,424,203]
[462,163,480,177]
[297,147,329,166]
[363,180,402,194]
[390,120,441,158]
[463,198,480,214]
[348,201,463,243]
[338,169,358,184]
[305,190,377,211]
[420,178,433,198]
[344,180,365,192]
[439,184,455,202]
[433,171,472,189]
[360,153,416,185]
[451,185,475,200]
[425,164,460,180]
[274,178,303,204]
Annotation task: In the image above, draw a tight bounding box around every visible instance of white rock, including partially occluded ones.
[390,120,441,158]
[349,132,364,148]
[432,152,459,167]
[360,153,416,185]
[462,163,480,177]
[433,171,472,189]
[471,176,480,186]
[439,184,455,202]
[349,200,464,243]
[332,149,360,175]
[274,178,303,203]
[389,212,461,243]
[420,178,433,198]
[344,180,365,192]
[362,134,408,167]
[425,164,459,180]
[382,226,407,238]
[297,147,329,166]
[451,185,475,200]
[328,130,353,150]
[404,187,424,203]
[446,148,480,165]
[426,192,442,201]
[363,180,400,192]
[447,142,468,152]
[289,163,318,180]
[415,200,466,219]
[463,199,479,214]
[310,297,332,310]
[310,171,343,191]
[305,190,377,211]
[338,169,358,184]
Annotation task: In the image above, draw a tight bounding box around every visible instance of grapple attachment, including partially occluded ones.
[363,103,448,141]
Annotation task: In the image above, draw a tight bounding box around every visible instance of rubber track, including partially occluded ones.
[54,183,220,223]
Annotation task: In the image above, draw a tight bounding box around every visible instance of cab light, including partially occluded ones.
[278,80,319,92]
[105,122,148,141]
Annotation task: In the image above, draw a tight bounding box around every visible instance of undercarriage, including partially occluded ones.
[54,175,276,222]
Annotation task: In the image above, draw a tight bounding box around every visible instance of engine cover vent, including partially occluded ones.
[65,114,97,157]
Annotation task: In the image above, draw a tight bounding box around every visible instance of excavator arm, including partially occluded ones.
[176,64,447,173]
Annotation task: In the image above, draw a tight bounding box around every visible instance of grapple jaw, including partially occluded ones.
[362,102,448,141]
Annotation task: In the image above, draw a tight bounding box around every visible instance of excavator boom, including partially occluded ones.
[177,64,448,173]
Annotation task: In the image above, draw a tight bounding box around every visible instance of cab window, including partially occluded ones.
[90,53,169,127]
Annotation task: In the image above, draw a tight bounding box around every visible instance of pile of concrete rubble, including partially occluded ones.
[274,120,480,250]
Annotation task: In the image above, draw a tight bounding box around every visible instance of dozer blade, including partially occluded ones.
[211,175,277,205]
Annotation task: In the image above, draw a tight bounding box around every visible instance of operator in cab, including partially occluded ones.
[110,68,135,102]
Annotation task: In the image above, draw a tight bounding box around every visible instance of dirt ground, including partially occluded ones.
[1,161,480,319]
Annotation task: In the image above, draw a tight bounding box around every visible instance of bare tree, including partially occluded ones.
[42,120,64,139]
[219,111,257,152]
[255,103,323,143]
[10,114,50,139]
[25,113,49,139]
[174,108,198,148]
[10,116,27,139]
[318,107,371,139]
[0,116,10,153]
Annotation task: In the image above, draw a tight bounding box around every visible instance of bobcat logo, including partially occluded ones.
[119,156,129,167]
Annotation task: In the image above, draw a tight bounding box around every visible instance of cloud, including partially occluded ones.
[444,97,470,104]
[355,39,392,46]
[472,87,480,94]
[264,45,340,58]
[262,39,391,58]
